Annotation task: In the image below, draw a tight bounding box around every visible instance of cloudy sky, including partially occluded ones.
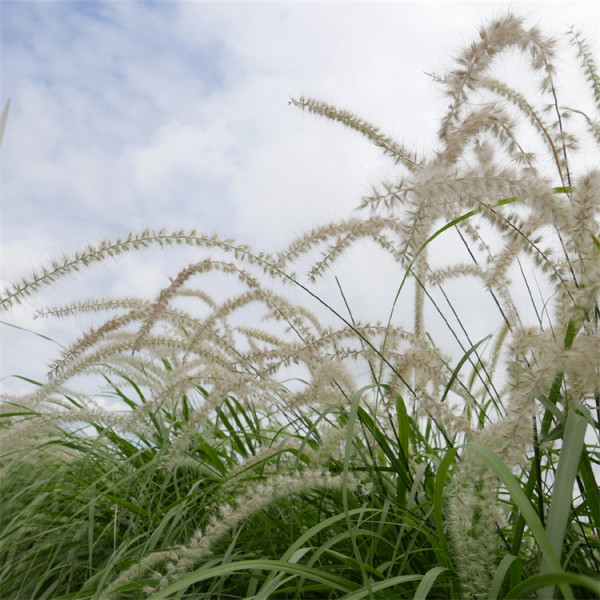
[1,1,599,392]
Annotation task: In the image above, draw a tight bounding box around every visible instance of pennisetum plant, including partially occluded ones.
[1,13,598,600]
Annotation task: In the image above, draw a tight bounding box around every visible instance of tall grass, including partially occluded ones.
[1,14,599,600]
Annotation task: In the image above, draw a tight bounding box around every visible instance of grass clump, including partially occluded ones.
[1,13,599,600]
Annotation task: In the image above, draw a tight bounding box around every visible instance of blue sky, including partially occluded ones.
[1,1,599,392]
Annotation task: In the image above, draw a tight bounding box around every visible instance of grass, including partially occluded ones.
[1,13,599,600]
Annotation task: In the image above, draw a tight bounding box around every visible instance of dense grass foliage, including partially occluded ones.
[1,15,599,599]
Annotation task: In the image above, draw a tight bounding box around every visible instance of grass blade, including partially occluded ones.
[466,442,573,600]
[539,409,588,599]
[145,559,360,599]
[412,566,448,599]
[505,572,600,599]
[488,554,519,600]
[434,447,458,561]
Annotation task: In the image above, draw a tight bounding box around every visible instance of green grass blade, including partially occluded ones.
[412,566,448,599]
[539,409,587,599]
[488,554,519,600]
[395,392,411,462]
[342,385,377,594]
[282,508,378,562]
[465,442,573,600]
[579,448,600,530]
[505,572,600,599]
[439,335,491,404]
[145,559,361,599]
[434,447,458,561]
[257,508,378,593]
[339,574,423,600]
[357,405,411,488]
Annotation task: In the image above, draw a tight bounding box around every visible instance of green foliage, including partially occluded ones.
[1,14,599,600]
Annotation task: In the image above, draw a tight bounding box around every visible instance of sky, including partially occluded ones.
[1,0,599,393]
